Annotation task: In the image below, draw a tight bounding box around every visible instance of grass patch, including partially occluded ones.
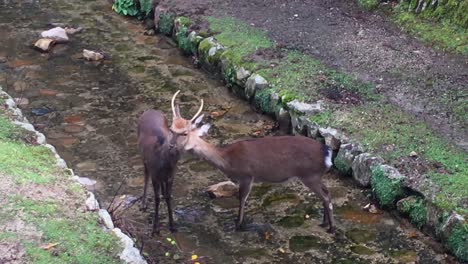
[357,0,379,10]
[371,166,404,207]
[0,115,57,184]
[206,16,273,69]
[159,13,175,35]
[393,9,468,55]
[258,51,376,103]
[0,141,57,184]
[399,197,428,229]
[9,197,120,263]
[447,223,468,262]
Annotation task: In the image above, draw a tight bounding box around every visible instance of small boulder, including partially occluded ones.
[98,209,114,229]
[319,127,343,150]
[245,74,268,101]
[335,143,363,175]
[351,153,384,187]
[85,192,100,211]
[206,181,239,198]
[83,49,104,61]
[41,27,69,42]
[286,100,322,115]
[34,38,56,52]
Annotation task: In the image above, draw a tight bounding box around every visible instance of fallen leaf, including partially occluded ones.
[41,242,59,250]
[191,254,198,260]
[407,231,418,239]
[264,232,270,240]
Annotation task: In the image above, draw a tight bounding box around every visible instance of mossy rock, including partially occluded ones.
[350,244,375,255]
[198,37,225,71]
[370,165,404,208]
[397,196,428,229]
[159,13,175,35]
[447,223,468,262]
[254,88,274,115]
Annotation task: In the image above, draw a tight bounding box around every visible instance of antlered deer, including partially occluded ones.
[170,91,336,233]
[137,91,203,235]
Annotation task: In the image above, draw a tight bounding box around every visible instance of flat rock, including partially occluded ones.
[41,27,69,42]
[206,181,239,198]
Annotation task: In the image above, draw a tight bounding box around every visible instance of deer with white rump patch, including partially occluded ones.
[138,91,204,235]
[170,91,336,233]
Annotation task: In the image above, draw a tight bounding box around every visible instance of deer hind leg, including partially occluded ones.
[151,178,161,236]
[300,177,335,233]
[140,162,149,211]
[236,177,253,230]
[163,173,176,232]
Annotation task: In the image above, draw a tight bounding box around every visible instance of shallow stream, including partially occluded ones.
[0,1,456,263]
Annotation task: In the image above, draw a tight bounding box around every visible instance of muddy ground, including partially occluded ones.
[160,0,468,152]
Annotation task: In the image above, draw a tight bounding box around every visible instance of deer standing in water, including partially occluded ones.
[137,91,203,235]
[170,91,336,233]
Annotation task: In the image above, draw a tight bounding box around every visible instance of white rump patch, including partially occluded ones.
[324,147,333,169]
[329,203,333,210]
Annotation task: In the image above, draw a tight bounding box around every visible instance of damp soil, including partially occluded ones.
[159,0,468,152]
[0,0,460,263]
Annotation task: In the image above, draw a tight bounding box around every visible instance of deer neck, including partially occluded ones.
[192,138,226,169]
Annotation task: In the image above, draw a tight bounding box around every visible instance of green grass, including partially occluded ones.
[0,141,57,184]
[258,51,376,104]
[206,16,273,68]
[357,0,379,10]
[393,10,468,55]
[0,115,57,184]
[447,223,468,262]
[10,197,121,264]
[399,197,428,229]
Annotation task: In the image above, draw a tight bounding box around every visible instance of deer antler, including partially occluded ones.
[171,90,181,118]
[190,99,204,123]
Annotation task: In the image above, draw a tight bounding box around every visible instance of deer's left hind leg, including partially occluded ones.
[236,177,253,230]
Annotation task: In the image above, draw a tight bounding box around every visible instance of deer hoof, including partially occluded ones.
[319,222,328,228]
[169,225,177,233]
[235,222,246,231]
[327,227,336,234]
[151,227,161,237]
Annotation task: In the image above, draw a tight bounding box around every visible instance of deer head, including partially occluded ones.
[170,90,211,150]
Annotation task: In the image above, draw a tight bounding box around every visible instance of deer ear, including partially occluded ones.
[196,123,211,137]
[192,114,204,129]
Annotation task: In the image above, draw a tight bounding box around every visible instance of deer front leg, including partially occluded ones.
[163,175,177,233]
[235,178,253,231]
[140,163,149,211]
[152,180,161,236]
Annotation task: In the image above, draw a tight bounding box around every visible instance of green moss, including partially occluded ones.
[277,215,305,228]
[223,63,237,88]
[175,16,190,27]
[289,235,327,252]
[159,13,175,35]
[254,88,273,114]
[334,155,352,176]
[176,26,196,55]
[262,191,298,207]
[350,244,375,255]
[399,197,427,229]
[371,166,404,208]
[447,223,468,262]
[206,16,273,69]
[346,228,377,244]
[357,0,379,10]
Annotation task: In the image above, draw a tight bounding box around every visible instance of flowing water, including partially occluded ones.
[0,0,457,263]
